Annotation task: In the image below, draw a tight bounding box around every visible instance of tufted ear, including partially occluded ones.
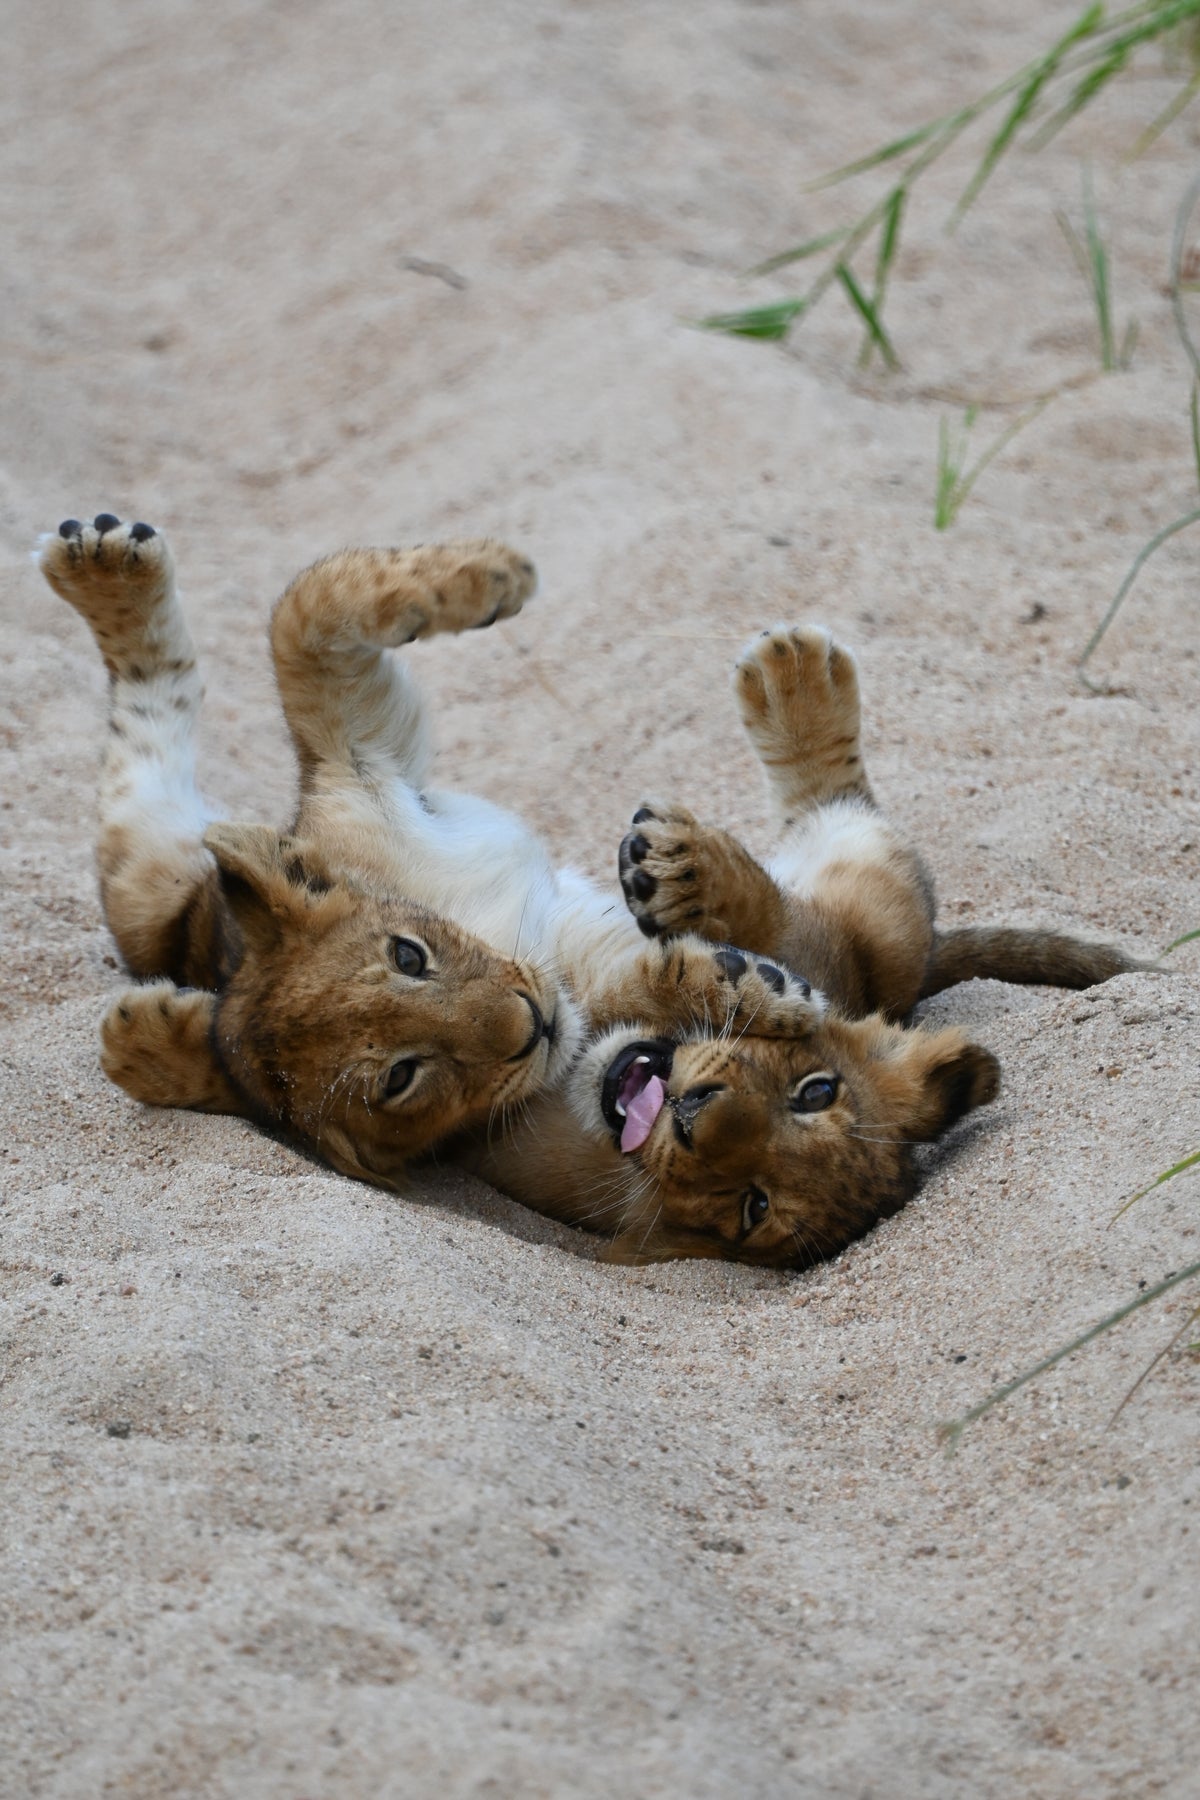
[101,980,249,1117]
[867,1021,1000,1142]
[203,823,330,958]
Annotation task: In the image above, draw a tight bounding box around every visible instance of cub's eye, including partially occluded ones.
[383,1058,419,1099]
[390,937,427,978]
[742,1186,770,1233]
[792,1073,839,1114]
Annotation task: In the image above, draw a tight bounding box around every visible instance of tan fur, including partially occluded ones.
[40,521,1136,1267]
[735,623,874,820]
[468,1019,998,1266]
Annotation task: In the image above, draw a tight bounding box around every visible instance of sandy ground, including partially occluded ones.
[3,1,1200,1794]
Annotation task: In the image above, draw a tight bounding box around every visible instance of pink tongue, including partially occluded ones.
[620,1074,665,1154]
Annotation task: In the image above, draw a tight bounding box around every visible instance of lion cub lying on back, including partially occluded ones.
[39,516,1136,1265]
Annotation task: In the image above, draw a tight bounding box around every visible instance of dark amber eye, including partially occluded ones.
[383,1058,419,1098]
[793,1074,839,1114]
[390,937,427,978]
[742,1186,770,1232]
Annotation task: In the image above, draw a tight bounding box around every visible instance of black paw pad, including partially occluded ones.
[58,518,81,539]
[755,961,787,994]
[629,868,656,903]
[631,806,656,825]
[626,833,650,865]
[713,948,747,983]
[130,521,157,542]
[93,513,121,534]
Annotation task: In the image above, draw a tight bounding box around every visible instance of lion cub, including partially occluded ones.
[39,516,1135,1265]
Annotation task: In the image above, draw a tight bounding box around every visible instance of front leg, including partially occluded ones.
[271,540,536,787]
[618,802,791,955]
[586,932,825,1042]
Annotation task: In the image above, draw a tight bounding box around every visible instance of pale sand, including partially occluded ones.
[3,3,1199,1794]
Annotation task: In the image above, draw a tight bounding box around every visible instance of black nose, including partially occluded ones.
[672,1083,724,1147]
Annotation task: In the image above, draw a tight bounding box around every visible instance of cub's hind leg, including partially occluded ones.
[737,626,932,1018]
[734,623,873,825]
[37,516,228,986]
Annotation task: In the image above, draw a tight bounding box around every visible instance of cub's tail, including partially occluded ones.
[919,926,1156,999]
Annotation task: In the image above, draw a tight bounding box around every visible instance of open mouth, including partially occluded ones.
[600,1038,674,1154]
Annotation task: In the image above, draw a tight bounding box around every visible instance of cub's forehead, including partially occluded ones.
[324,896,471,947]
[679,1034,843,1078]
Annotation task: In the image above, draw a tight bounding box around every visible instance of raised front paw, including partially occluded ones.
[619,802,713,938]
[698,943,831,1044]
[619,801,790,950]
[734,623,871,814]
[658,936,827,1051]
[38,513,174,627]
[404,538,536,637]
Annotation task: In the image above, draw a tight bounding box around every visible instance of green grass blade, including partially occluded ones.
[804,0,1115,195]
[1033,43,1133,147]
[1118,317,1139,367]
[694,299,807,341]
[877,188,905,288]
[1108,1297,1200,1424]
[934,417,959,529]
[859,190,906,368]
[1077,503,1200,682]
[1032,4,1200,149]
[1112,1148,1200,1219]
[937,392,1055,528]
[1056,208,1091,283]
[951,72,1046,226]
[938,1257,1200,1449]
[1129,66,1200,156]
[802,120,952,191]
[1170,173,1200,381]
[835,262,900,369]
[1082,166,1116,369]
[951,1,1107,227]
[1165,925,1200,953]
[745,226,853,279]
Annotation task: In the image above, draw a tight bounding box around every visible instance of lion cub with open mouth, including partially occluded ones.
[39,517,1136,1265]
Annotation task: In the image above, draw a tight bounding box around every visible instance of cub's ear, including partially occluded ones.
[871,1023,1000,1142]
[203,823,332,956]
[101,981,250,1117]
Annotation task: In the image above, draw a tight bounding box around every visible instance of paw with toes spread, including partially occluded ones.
[660,935,826,1047]
[619,803,720,938]
[619,803,792,951]
[735,623,872,817]
[38,515,176,668]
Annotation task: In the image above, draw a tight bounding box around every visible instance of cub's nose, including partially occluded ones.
[671,1083,724,1147]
